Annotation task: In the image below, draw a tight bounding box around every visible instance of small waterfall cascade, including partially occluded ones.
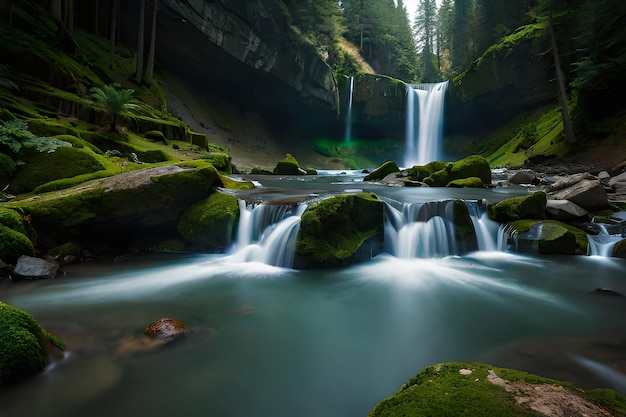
[404,81,449,168]
[231,200,306,267]
[587,221,623,257]
[385,200,486,258]
[465,200,500,251]
[344,76,354,143]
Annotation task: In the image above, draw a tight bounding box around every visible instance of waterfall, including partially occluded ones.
[404,81,449,167]
[465,200,500,251]
[231,200,306,267]
[344,76,354,143]
[384,200,459,258]
[587,224,621,257]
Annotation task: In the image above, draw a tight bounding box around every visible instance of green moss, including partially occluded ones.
[295,192,384,267]
[364,160,400,182]
[509,219,588,255]
[47,241,84,264]
[0,301,65,385]
[0,152,17,182]
[274,153,303,175]
[53,134,84,148]
[451,200,478,252]
[10,147,105,194]
[0,207,26,234]
[369,361,626,417]
[0,224,34,264]
[423,155,492,187]
[144,130,166,142]
[488,191,547,223]
[177,192,240,250]
[447,177,485,188]
[219,175,255,190]
[202,153,232,174]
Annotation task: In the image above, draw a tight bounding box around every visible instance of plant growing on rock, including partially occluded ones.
[90,83,141,132]
[0,120,71,159]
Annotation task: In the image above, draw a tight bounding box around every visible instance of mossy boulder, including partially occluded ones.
[144,130,167,142]
[273,153,305,175]
[451,200,479,253]
[0,302,65,385]
[613,239,626,259]
[507,220,588,255]
[178,192,240,251]
[447,176,485,188]
[369,362,626,417]
[0,152,16,183]
[421,155,492,187]
[202,153,232,174]
[0,224,34,264]
[364,160,401,182]
[6,164,222,253]
[0,207,26,234]
[488,191,547,223]
[294,192,384,269]
[9,147,105,194]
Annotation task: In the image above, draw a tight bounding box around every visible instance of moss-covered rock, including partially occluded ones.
[0,301,65,385]
[273,153,304,175]
[447,176,485,188]
[0,224,34,264]
[451,200,479,252]
[613,239,626,259]
[369,362,626,417]
[6,164,222,253]
[0,152,16,183]
[422,155,492,187]
[202,152,232,174]
[219,175,255,190]
[47,241,85,265]
[0,207,26,234]
[364,160,400,182]
[10,147,105,194]
[508,219,588,255]
[294,192,384,269]
[177,192,240,251]
[144,130,167,142]
[488,191,547,223]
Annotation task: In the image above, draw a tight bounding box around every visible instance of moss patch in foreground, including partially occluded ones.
[0,302,65,384]
[368,362,626,417]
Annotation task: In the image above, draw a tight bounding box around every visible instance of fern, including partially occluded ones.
[90,83,142,132]
[0,120,71,156]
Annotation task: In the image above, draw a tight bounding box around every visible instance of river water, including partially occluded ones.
[2,171,626,417]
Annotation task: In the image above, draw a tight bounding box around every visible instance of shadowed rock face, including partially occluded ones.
[121,0,339,138]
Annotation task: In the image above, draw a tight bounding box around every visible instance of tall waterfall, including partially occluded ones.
[231,200,306,267]
[344,76,354,143]
[405,81,449,167]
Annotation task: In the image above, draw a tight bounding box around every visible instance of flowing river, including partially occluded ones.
[2,171,626,417]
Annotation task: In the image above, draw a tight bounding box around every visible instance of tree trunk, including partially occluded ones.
[548,6,576,143]
[143,0,158,84]
[109,0,119,68]
[135,0,146,84]
[67,0,74,34]
[52,0,62,22]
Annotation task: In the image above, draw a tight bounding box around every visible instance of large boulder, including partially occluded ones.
[507,220,588,255]
[0,224,34,264]
[0,302,65,385]
[294,192,384,269]
[364,160,401,182]
[411,155,492,187]
[368,362,626,417]
[546,173,609,211]
[488,191,547,223]
[6,164,222,254]
[177,192,240,252]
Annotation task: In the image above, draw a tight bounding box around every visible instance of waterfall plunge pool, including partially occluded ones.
[1,172,626,417]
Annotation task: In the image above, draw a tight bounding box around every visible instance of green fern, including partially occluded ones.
[0,120,71,156]
[90,83,142,132]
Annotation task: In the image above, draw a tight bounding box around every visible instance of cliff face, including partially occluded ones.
[124,0,339,138]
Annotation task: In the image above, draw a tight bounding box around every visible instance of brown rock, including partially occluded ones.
[144,317,191,343]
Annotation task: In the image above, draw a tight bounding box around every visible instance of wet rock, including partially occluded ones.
[10,255,59,280]
[613,239,626,259]
[144,317,191,343]
[547,173,609,211]
[507,169,537,185]
[591,288,624,297]
[598,171,611,185]
[488,191,547,223]
[545,199,589,221]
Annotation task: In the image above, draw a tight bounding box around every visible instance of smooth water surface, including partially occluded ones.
[1,173,626,417]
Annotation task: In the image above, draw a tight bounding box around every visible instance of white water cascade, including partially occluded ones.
[587,223,622,256]
[405,81,449,167]
[231,200,306,267]
[344,76,354,143]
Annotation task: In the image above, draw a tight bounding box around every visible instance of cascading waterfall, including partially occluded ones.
[405,81,449,167]
[587,223,622,256]
[231,200,306,267]
[465,200,500,251]
[344,76,354,143]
